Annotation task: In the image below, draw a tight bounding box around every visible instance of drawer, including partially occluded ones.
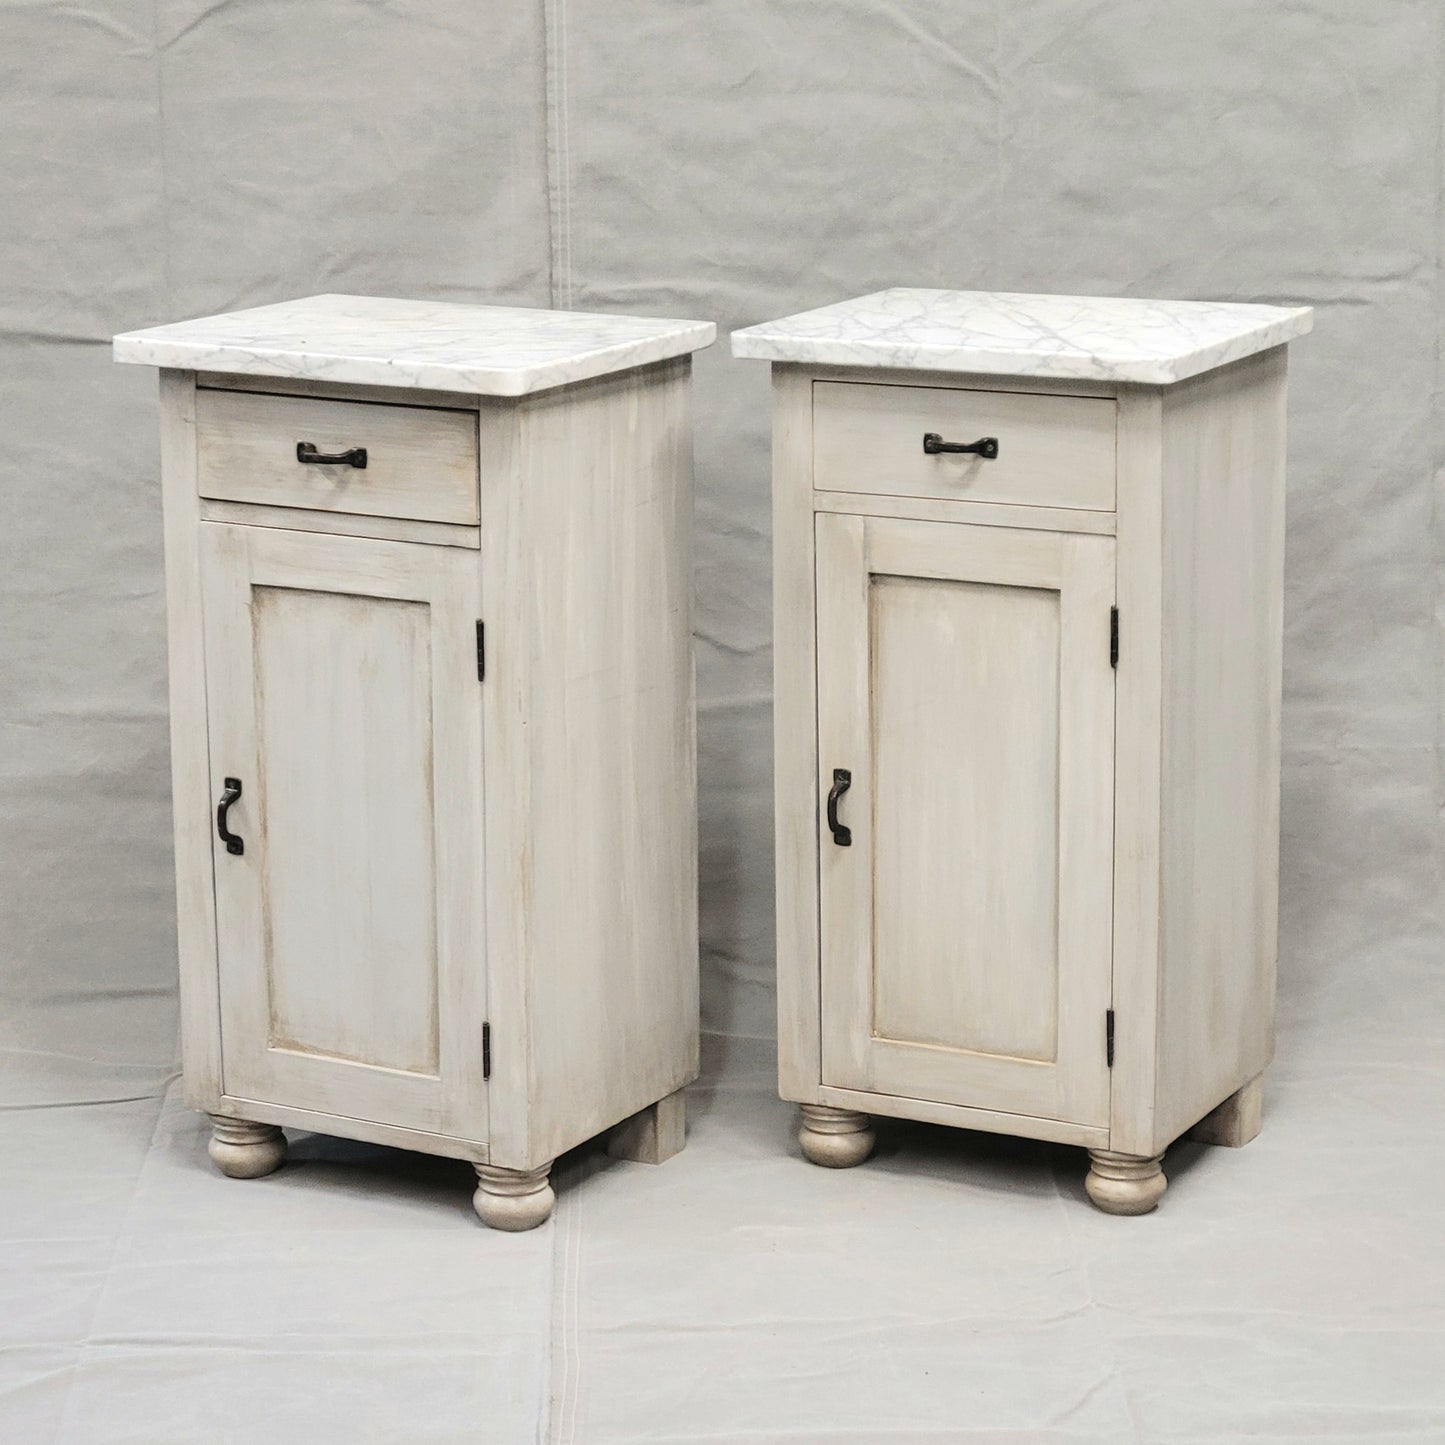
[196,388,479,525]
[812,381,1116,512]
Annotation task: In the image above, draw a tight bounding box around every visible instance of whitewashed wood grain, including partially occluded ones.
[812,489,1117,536]
[483,359,699,1172]
[199,372,485,412]
[869,570,1061,1063]
[803,361,1122,400]
[211,1092,490,1163]
[1188,1073,1264,1147]
[765,331,1295,1202]
[156,355,701,1210]
[158,370,225,1113]
[813,379,1117,511]
[200,523,488,1138]
[1152,347,1286,1149]
[196,388,479,524]
[1108,384,1166,1158]
[770,366,825,1105]
[199,497,481,550]
[816,514,1115,1126]
[607,1089,686,1165]
[815,1084,1109,1149]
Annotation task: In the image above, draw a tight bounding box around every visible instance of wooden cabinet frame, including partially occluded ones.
[156,361,700,1227]
[770,352,1288,1208]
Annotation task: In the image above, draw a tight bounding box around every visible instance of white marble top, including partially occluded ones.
[114,294,716,396]
[731,289,1312,385]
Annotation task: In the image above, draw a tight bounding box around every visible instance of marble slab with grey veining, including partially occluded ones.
[731,289,1313,385]
[114,294,717,396]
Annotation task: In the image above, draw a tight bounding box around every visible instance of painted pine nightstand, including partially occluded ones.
[116,295,715,1229]
[734,290,1311,1213]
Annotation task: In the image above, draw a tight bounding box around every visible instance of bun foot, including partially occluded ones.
[1085,1149,1167,1215]
[799,1104,875,1168]
[473,1163,555,1231]
[207,1116,287,1179]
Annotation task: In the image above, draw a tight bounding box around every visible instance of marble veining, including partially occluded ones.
[731,289,1313,384]
[114,294,716,396]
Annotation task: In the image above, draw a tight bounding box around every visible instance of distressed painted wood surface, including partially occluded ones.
[607,1089,687,1166]
[198,371,486,412]
[815,514,1115,1127]
[1188,1073,1264,1148]
[153,343,704,1226]
[770,367,825,1104]
[1152,349,1286,1150]
[812,489,1116,536]
[200,523,488,1139]
[485,360,700,1171]
[198,497,480,550]
[815,1085,1109,1150]
[158,370,224,1113]
[813,379,1116,511]
[196,388,479,524]
[766,329,1296,1210]
[1107,384,1166,1159]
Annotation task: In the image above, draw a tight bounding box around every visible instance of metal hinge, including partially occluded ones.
[482,1021,491,1080]
[1106,1009,1115,1068]
[476,620,485,681]
[1109,607,1119,669]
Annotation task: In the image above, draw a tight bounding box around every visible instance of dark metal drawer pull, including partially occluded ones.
[296,442,368,469]
[826,768,852,847]
[922,432,999,459]
[216,777,245,856]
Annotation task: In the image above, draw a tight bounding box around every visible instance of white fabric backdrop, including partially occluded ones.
[3,1,1438,1057]
[3,4,1443,1439]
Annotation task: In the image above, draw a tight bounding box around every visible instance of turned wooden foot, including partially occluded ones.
[1189,1074,1263,1147]
[608,1088,686,1165]
[798,1104,875,1168]
[473,1163,555,1231]
[1085,1149,1166,1215]
[207,1115,287,1179]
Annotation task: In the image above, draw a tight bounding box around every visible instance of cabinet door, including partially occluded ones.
[200,523,487,1139]
[816,514,1115,1127]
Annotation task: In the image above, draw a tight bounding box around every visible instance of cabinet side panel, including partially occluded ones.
[508,361,700,1168]
[771,367,823,1103]
[158,370,224,1110]
[1154,348,1286,1148]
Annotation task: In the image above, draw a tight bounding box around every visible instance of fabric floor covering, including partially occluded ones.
[3,955,1443,1444]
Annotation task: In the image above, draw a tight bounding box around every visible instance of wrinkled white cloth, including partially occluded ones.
[4,1007,1444,1443]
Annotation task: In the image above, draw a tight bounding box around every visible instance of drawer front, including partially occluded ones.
[813,381,1116,512]
[196,389,479,525]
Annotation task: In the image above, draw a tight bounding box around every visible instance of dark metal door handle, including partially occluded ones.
[217,777,245,856]
[296,442,368,469]
[922,432,999,459]
[826,768,852,847]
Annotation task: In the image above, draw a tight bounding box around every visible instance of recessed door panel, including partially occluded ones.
[816,514,1115,1126]
[253,585,439,1074]
[871,574,1062,1063]
[201,523,487,1138]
